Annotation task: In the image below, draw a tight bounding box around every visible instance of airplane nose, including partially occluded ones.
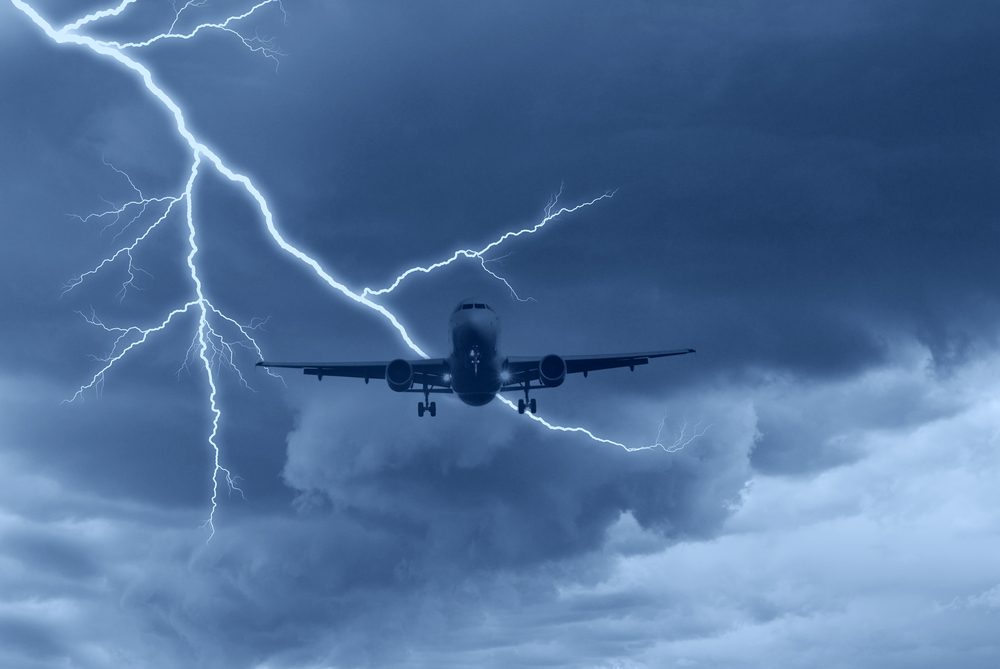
[462,309,495,328]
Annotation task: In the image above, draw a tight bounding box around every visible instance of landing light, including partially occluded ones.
[500,370,511,382]
[443,373,452,382]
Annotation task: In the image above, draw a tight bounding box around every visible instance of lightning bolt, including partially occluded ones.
[478,254,536,303]
[13,0,703,537]
[499,401,709,452]
[64,162,183,300]
[60,0,140,32]
[362,186,616,298]
[94,0,286,66]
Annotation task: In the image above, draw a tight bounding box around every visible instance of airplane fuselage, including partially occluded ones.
[448,302,503,406]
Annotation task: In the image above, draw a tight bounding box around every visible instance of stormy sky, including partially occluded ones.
[2,0,1000,666]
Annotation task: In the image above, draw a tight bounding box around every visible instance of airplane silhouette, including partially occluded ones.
[258,300,695,417]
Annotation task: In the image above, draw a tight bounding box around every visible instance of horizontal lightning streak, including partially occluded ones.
[363,190,616,298]
[69,195,175,226]
[496,398,706,453]
[96,0,285,64]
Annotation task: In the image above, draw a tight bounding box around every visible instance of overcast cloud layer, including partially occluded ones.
[2,1,1000,667]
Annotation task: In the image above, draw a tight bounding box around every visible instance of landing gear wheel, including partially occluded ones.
[428,401,437,417]
[529,398,537,414]
[418,402,425,417]
[517,398,526,414]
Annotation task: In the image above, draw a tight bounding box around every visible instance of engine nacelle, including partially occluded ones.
[386,358,414,392]
[538,354,566,387]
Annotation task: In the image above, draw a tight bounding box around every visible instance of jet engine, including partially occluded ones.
[538,354,566,387]
[386,358,414,392]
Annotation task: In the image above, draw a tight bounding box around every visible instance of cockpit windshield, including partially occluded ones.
[454,302,492,312]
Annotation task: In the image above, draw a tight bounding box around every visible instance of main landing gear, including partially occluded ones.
[517,382,537,414]
[418,384,436,417]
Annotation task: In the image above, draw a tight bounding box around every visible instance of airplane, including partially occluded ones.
[257,299,695,417]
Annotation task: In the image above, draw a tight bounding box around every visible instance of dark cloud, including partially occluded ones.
[1,0,1000,667]
[281,390,752,570]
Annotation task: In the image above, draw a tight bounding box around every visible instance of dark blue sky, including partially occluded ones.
[2,1,1000,667]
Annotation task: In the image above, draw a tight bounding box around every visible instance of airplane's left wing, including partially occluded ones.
[257,358,452,391]
[502,348,694,388]
[561,349,695,375]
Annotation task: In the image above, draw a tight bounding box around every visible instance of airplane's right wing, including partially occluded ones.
[257,358,452,390]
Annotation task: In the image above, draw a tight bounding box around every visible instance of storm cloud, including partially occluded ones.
[2,0,1000,667]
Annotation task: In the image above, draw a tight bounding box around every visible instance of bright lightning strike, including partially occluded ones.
[497,397,709,453]
[14,0,431,539]
[94,0,287,66]
[362,186,616,298]
[14,0,702,538]
[60,0,139,32]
